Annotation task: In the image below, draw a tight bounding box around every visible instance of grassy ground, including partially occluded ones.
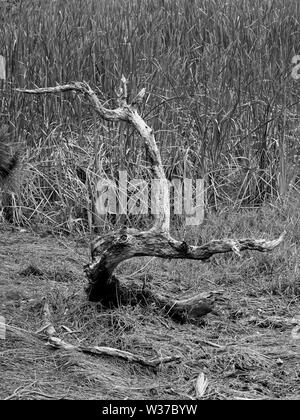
[1,199,299,400]
[1,0,299,401]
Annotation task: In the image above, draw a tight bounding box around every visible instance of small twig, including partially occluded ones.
[37,298,56,338]
[23,390,69,400]
[197,340,226,350]
[46,336,181,368]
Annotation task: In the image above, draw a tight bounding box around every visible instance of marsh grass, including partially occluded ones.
[0,0,300,229]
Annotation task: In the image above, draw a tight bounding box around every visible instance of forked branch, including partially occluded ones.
[18,79,285,320]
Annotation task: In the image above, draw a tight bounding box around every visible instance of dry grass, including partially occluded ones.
[0,200,299,400]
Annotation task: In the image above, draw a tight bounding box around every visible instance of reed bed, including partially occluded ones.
[0,0,300,231]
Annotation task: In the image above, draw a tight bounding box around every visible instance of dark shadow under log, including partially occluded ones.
[84,227,285,322]
[85,272,223,324]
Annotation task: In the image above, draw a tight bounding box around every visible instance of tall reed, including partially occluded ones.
[0,0,299,230]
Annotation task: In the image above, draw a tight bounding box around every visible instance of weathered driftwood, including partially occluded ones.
[83,227,284,322]
[18,79,285,322]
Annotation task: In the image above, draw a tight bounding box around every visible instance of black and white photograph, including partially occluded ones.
[0,0,299,402]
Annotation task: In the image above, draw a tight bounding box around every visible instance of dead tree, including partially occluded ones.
[17,78,285,323]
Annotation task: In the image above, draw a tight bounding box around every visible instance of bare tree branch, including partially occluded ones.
[17,81,169,232]
[18,80,286,321]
